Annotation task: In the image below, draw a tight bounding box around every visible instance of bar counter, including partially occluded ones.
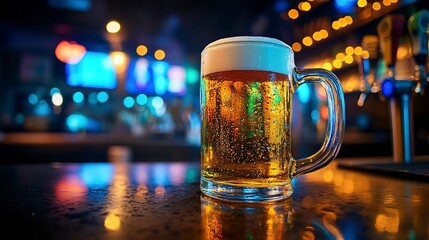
[0,158,428,240]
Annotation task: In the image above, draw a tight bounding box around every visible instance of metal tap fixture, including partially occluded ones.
[357,35,380,107]
[408,9,429,95]
[377,14,416,163]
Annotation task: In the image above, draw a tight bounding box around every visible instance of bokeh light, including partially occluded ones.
[136,45,148,56]
[154,50,166,60]
[288,9,299,19]
[106,20,121,33]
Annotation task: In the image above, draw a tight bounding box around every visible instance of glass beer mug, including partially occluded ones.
[200,36,345,202]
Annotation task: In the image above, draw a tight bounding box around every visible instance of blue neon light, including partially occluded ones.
[381,79,395,97]
[296,83,310,103]
[28,94,38,105]
[136,94,148,105]
[72,92,84,103]
[66,113,88,132]
[335,0,355,14]
[152,61,169,95]
[80,163,113,187]
[123,96,135,108]
[66,51,117,89]
[97,91,109,103]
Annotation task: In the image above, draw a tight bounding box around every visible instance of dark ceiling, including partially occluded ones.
[0,0,296,64]
[2,0,427,66]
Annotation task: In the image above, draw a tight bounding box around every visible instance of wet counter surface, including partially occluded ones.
[0,158,428,240]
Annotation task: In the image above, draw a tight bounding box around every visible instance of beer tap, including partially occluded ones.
[357,35,380,107]
[377,14,416,163]
[408,9,429,95]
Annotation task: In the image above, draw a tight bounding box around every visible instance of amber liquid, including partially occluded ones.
[201,194,293,239]
[201,70,292,187]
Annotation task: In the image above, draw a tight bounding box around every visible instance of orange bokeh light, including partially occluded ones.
[55,40,86,64]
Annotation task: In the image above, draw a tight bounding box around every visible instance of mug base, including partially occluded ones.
[200,177,293,203]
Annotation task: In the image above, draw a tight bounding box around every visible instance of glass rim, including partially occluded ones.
[203,36,291,53]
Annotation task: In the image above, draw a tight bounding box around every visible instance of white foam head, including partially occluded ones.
[201,36,295,76]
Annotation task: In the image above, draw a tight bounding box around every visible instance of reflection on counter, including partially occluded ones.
[51,162,201,234]
[52,162,199,191]
[200,160,428,240]
[1,160,428,239]
[295,162,428,240]
[201,195,293,240]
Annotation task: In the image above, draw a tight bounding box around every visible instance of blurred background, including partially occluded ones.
[0,0,428,163]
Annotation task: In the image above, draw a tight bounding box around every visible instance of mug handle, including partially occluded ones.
[291,67,345,177]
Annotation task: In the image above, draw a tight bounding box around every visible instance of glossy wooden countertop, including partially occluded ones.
[0,158,427,240]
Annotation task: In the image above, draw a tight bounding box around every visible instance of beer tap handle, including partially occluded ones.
[357,35,379,107]
[356,57,370,107]
[377,14,415,163]
[408,9,429,94]
[377,14,405,77]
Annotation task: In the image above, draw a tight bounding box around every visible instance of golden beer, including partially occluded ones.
[200,36,344,202]
[201,70,292,187]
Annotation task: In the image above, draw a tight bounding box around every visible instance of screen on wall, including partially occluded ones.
[65,51,117,89]
[125,57,186,96]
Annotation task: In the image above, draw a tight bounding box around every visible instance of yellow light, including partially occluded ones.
[345,81,354,93]
[154,49,166,60]
[104,213,121,231]
[375,214,387,232]
[288,9,299,19]
[374,210,399,233]
[383,0,391,6]
[322,62,333,71]
[344,16,353,25]
[357,0,367,7]
[339,18,348,27]
[292,42,302,52]
[51,92,63,106]
[345,46,354,55]
[320,29,328,39]
[333,59,342,69]
[336,52,345,60]
[344,55,354,64]
[136,45,148,56]
[343,179,354,194]
[372,2,381,11]
[112,53,125,65]
[397,46,410,60]
[301,2,311,11]
[354,46,363,55]
[333,174,343,186]
[323,170,334,182]
[302,36,313,46]
[312,31,322,41]
[110,51,128,73]
[361,50,370,59]
[106,20,121,33]
[332,21,341,30]
[345,76,361,92]
[391,0,398,3]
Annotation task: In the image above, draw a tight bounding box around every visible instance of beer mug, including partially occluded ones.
[200,36,345,202]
